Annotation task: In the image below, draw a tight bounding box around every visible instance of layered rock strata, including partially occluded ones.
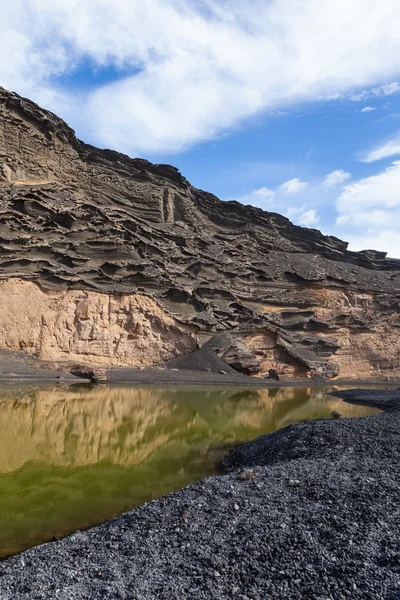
[0,86,399,377]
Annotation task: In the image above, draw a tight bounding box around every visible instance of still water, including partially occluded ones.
[0,384,379,557]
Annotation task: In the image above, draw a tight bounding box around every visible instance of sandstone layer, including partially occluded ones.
[0,279,195,365]
[0,87,399,377]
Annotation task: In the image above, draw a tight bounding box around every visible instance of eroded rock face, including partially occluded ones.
[0,279,196,366]
[0,87,399,377]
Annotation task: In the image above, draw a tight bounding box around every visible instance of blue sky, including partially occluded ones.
[165,96,400,197]
[3,0,400,256]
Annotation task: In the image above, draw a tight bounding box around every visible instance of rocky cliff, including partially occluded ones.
[0,86,399,378]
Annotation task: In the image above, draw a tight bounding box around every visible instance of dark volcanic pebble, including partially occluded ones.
[222,403,399,469]
[0,390,400,599]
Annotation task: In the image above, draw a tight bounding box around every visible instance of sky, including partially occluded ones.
[2,1,400,257]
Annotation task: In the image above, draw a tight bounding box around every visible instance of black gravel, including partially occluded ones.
[1,390,400,599]
[222,401,399,470]
[331,387,400,410]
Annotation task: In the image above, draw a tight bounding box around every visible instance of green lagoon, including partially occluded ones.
[0,384,379,556]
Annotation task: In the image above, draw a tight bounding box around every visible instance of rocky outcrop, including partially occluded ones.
[165,347,239,374]
[202,334,261,374]
[0,86,400,377]
[0,279,196,366]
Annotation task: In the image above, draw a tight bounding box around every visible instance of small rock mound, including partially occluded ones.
[68,364,108,383]
[165,348,239,374]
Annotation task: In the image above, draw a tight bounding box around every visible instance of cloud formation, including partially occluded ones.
[279,178,308,195]
[235,161,400,257]
[336,161,400,256]
[349,81,400,102]
[361,133,400,163]
[323,170,351,187]
[286,207,320,227]
[2,0,400,154]
[235,175,323,230]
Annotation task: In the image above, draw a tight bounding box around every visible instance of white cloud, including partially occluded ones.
[235,163,400,257]
[361,133,400,162]
[323,170,351,187]
[279,178,307,194]
[2,1,400,153]
[235,174,324,229]
[335,161,400,257]
[238,186,275,206]
[349,81,400,102]
[251,187,275,200]
[286,206,320,227]
[360,106,375,112]
[341,230,400,257]
[338,161,400,212]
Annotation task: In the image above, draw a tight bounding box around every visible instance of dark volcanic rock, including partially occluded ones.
[222,407,397,470]
[277,334,340,378]
[202,333,261,373]
[331,387,400,410]
[0,86,400,378]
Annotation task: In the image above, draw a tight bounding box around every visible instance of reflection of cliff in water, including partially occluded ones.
[0,385,379,474]
[0,385,380,557]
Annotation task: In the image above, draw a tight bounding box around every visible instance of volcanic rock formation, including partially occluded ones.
[0,86,399,378]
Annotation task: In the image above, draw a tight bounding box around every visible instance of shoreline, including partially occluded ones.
[1,346,400,388]
[0,375,399,388]
[1,373,399,388]
[105,368,400,388]
[2,346,400,388]
[0,389,399,598]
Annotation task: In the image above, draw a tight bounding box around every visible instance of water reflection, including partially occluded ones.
[0,385,378,556]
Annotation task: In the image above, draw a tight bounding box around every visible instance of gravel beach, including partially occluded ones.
[0,389,400,599]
